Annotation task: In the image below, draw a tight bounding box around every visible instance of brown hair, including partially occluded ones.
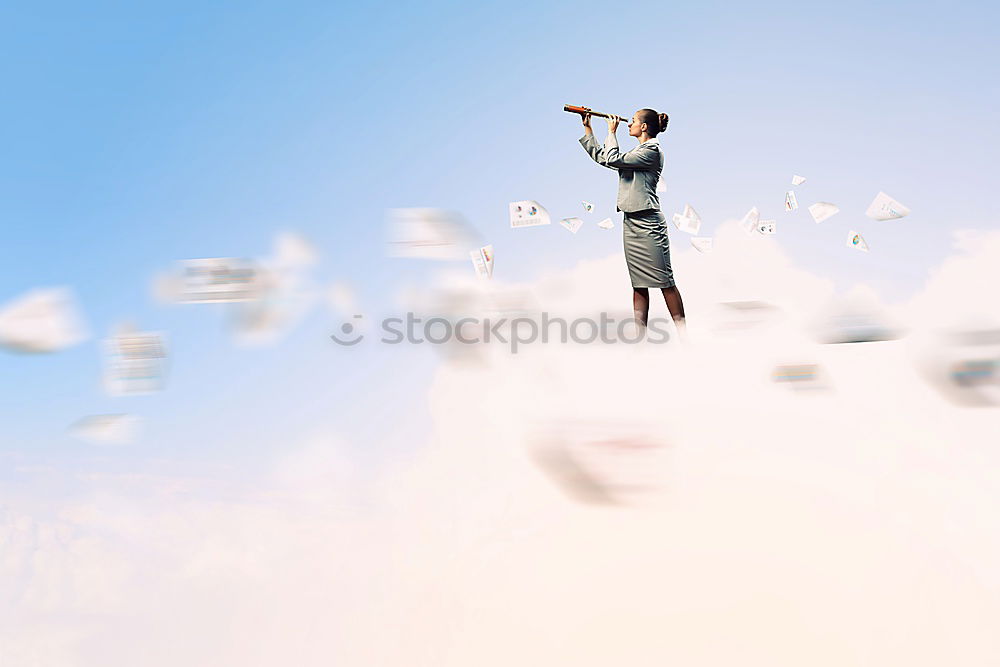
[637,108,669,136]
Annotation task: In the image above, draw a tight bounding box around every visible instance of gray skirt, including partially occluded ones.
[623,209,675,289]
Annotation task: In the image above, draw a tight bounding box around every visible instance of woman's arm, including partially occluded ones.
[579,112,618,170]
[580,115,659,171]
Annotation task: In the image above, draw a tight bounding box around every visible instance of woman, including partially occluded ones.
[579,108,685,335]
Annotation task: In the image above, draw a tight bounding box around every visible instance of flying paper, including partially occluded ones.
[69,414,141,445]
[847,230,869,252]
[582,201,594,213]
[528,419,671,506]
[0,287,88,353]
[597,217,614,230]
[757,219,777,235]
[156,258,268,303]
[470,244,495,278]
[386,208,481,260]
[784,191,798,212]
[560,217,584,234]
[740,206,760,234]
[673,204,701,234]
[273,232,318,269]
[103,326,168,396]
[791,174,807,186]
[865,191,910,220]
[509,200,552,228]
[808,202,840,224]
[914,328,1000,407]
[773,363,828,391]
[690,237,714,253]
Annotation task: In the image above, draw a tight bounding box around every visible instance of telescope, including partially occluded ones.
[564,104,629,123]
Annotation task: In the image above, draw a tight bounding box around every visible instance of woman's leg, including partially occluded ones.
[633,288,650,327]
[660,285,686,335]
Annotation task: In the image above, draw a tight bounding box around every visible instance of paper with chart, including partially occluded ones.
[785,191,799,211]
[740,206,760,234]
[847,230,869,252]
[560,217,584,234]
[470,244,495,278]
[509,200,552,228]
[865,191,910,220]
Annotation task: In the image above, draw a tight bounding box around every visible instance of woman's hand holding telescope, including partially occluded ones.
[565,104,626,135]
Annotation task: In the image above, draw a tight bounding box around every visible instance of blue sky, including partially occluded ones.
[1,0,999,468]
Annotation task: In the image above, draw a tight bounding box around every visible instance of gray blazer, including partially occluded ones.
[579,133,663,213]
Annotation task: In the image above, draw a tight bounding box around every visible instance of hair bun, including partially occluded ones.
[658,113,669,133]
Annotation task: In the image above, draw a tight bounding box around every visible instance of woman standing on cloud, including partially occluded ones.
[579,109,685,335]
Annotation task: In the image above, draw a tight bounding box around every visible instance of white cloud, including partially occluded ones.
[4,228,1000,665]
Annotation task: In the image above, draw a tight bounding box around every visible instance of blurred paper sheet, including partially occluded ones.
[740,206,760,234]
[791,174,807,186]
[808,202,840,223]
[582,201,594,212]
[847,230,869,252]
[69,414,140,445]
[509,200,551,228]
[273,232,318,269]
[387,208,480,259]
[528,420,671,506]
[690,237,713,253]
[0,287,88,353]
[158,258,268,303]
[103,327,168,396]
[597,217,614,230]
[866,191,910,220]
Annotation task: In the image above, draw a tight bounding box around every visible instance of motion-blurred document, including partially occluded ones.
[0,287,88,353]
[386,208,481,259]
[69,414,141,445]
[103,326,168,396]
[158,258,268,303]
